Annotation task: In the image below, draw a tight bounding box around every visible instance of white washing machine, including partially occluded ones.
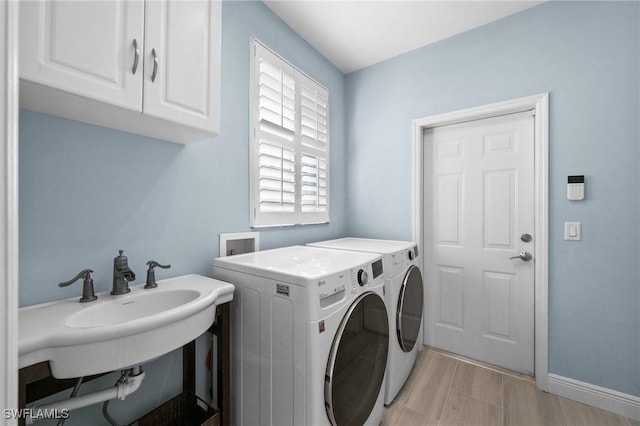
[213,245,389,426]
[308,238,424,405]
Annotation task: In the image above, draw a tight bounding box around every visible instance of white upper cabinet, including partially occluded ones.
[19,0,221,144]
[20,1,145,111]
[144,1,220,133]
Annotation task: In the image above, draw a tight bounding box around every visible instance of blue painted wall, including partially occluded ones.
[20,0,346,307]
[18,0,640,421]
[19,1,345,423]
[345,1,640,397]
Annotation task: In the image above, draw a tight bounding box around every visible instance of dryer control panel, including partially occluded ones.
[386,246,419,278]
[408,245,419,261]
[371,259,384,279]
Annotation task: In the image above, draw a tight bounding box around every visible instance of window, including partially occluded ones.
[250,39,329,227]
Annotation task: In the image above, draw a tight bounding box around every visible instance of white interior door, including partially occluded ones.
[424,112,535,375]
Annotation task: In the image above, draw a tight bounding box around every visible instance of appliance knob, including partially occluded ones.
[408,250,414,261]
[357,269,368,286]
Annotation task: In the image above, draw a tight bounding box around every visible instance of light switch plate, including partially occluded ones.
[564,222,581,241]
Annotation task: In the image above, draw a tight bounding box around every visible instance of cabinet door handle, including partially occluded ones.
[151,48,158,82]
[131,39,140,75]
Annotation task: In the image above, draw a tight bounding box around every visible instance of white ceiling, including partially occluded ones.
[264,1,542,73]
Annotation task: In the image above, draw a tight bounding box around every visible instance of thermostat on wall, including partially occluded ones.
[567,175,585,200]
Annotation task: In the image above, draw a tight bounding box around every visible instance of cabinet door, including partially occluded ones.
[144,0,221,134]
[20,0,144,111]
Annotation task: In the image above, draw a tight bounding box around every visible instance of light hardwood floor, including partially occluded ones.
[382,347,639,426]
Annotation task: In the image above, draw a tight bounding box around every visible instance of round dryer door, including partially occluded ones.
[397,265,424,352]
[325,292,389,426]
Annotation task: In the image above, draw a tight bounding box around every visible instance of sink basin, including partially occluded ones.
[65,289,200,328]
[19,274,234,379]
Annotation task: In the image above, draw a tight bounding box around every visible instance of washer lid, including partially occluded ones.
[213,245,380,286]
[308,237,415,255]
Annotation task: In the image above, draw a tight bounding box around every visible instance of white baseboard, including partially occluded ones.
[548,373,640,421]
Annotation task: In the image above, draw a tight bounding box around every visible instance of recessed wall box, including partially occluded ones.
[219,232,260,256]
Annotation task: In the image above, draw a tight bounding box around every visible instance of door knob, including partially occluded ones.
[509,251,532,262]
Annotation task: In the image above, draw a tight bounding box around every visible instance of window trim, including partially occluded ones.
[249,38,330,227]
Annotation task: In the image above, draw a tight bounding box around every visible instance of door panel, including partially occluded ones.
[436,174,463,245]
[19,0,144,110]
[144,0,220,132]
[436,265,464,329]
[484,270,515,340]
[484,170,515,249]
[424,112,535,374]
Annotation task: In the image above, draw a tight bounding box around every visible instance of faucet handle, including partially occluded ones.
[145,260,171,289]
[146,260,171,270]
[59,269,98,303]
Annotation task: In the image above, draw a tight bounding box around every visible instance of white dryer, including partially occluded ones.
[308,238,424,405]
[213,246,389,426]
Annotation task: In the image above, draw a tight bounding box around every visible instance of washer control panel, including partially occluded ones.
[350,259,383,292]
[357,269,368,286]
[317,272,348,306]
[315,258,384,310]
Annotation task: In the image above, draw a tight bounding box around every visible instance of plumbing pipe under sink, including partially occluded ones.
[26,368,145,424]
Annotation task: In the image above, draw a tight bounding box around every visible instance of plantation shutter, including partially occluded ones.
[300,83,328,214]
[256,51,296,214]
[251,39,330,227]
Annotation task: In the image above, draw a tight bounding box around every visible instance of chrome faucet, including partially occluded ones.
[112,250,136,295]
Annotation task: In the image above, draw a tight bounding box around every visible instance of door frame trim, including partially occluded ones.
[1,0,19,418]
[412,93,549,391]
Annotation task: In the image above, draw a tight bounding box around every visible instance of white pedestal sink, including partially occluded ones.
[19,274,234,379]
